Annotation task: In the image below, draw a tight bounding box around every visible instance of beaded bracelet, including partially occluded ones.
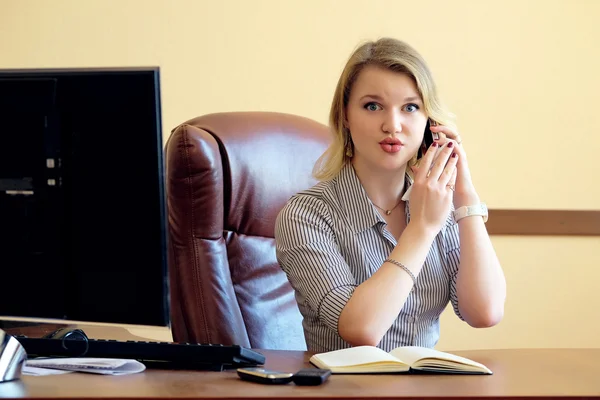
[384,258,417,285]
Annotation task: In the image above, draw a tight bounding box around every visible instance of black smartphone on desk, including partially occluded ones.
[292,368,331,386]
[237,368,293,384]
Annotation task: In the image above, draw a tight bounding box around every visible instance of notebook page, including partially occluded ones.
[389,346,487,368]
[313,346,405,367]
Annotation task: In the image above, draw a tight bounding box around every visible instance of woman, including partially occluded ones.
[275,38,506,353]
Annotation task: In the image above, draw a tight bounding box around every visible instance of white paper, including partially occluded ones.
[22,366,74,376]
[24,358,146,376]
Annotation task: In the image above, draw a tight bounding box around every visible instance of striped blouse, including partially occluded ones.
[274,162,464,353]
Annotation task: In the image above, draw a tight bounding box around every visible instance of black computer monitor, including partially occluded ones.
[0,67,169,328]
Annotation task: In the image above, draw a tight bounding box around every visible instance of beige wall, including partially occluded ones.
[2,0,599,349]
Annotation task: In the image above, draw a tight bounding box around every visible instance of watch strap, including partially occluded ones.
[453,203,488,223]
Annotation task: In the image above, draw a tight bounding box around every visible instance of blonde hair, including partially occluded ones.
[313,37,456,181]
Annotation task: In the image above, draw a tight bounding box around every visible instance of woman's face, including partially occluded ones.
[345,65,428,173]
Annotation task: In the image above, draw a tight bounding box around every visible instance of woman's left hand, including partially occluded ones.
[429,124,480,208]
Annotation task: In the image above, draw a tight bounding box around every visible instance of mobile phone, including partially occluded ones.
[419,119,442,159]
[292,368,331,386]
[237,368,294,384]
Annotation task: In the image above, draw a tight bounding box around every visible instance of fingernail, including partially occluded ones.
[452,153,457,158]
[431,142,438,147]
[447,142,453,148]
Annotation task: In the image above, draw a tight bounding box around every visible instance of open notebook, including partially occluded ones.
[310,345,492,375]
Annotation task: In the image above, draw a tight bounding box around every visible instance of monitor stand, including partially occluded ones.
[0,329,26,383]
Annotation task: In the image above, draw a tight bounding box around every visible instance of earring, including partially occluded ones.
[344,128,353,158]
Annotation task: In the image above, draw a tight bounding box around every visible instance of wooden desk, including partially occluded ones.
[1,348,599,399]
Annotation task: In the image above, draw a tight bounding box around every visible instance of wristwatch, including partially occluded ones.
[453,203,488,223]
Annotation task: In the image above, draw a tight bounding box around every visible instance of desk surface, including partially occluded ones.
[1,348,599,399]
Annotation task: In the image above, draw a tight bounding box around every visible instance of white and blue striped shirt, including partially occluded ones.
[275,162,464,353]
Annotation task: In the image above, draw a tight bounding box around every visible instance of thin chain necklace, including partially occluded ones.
[372,199,403,215]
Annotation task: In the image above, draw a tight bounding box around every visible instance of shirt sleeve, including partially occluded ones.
[444,217,465,321]
[275,194,357,334]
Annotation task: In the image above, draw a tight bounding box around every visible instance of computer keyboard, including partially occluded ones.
[14,335,266,371]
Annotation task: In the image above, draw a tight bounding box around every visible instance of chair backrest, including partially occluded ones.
[165,111,331,350]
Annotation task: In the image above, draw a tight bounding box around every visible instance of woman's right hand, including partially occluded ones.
[408,141,459,236]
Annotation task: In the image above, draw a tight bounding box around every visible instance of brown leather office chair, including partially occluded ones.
[165,112,331,350]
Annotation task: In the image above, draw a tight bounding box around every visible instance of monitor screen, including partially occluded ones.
[0,67,169,328]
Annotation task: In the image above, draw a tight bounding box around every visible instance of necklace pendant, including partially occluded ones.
[385,210,392,215]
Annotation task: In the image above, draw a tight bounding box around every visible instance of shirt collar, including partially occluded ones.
[401,169,415,202]
[335,163,413,234]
